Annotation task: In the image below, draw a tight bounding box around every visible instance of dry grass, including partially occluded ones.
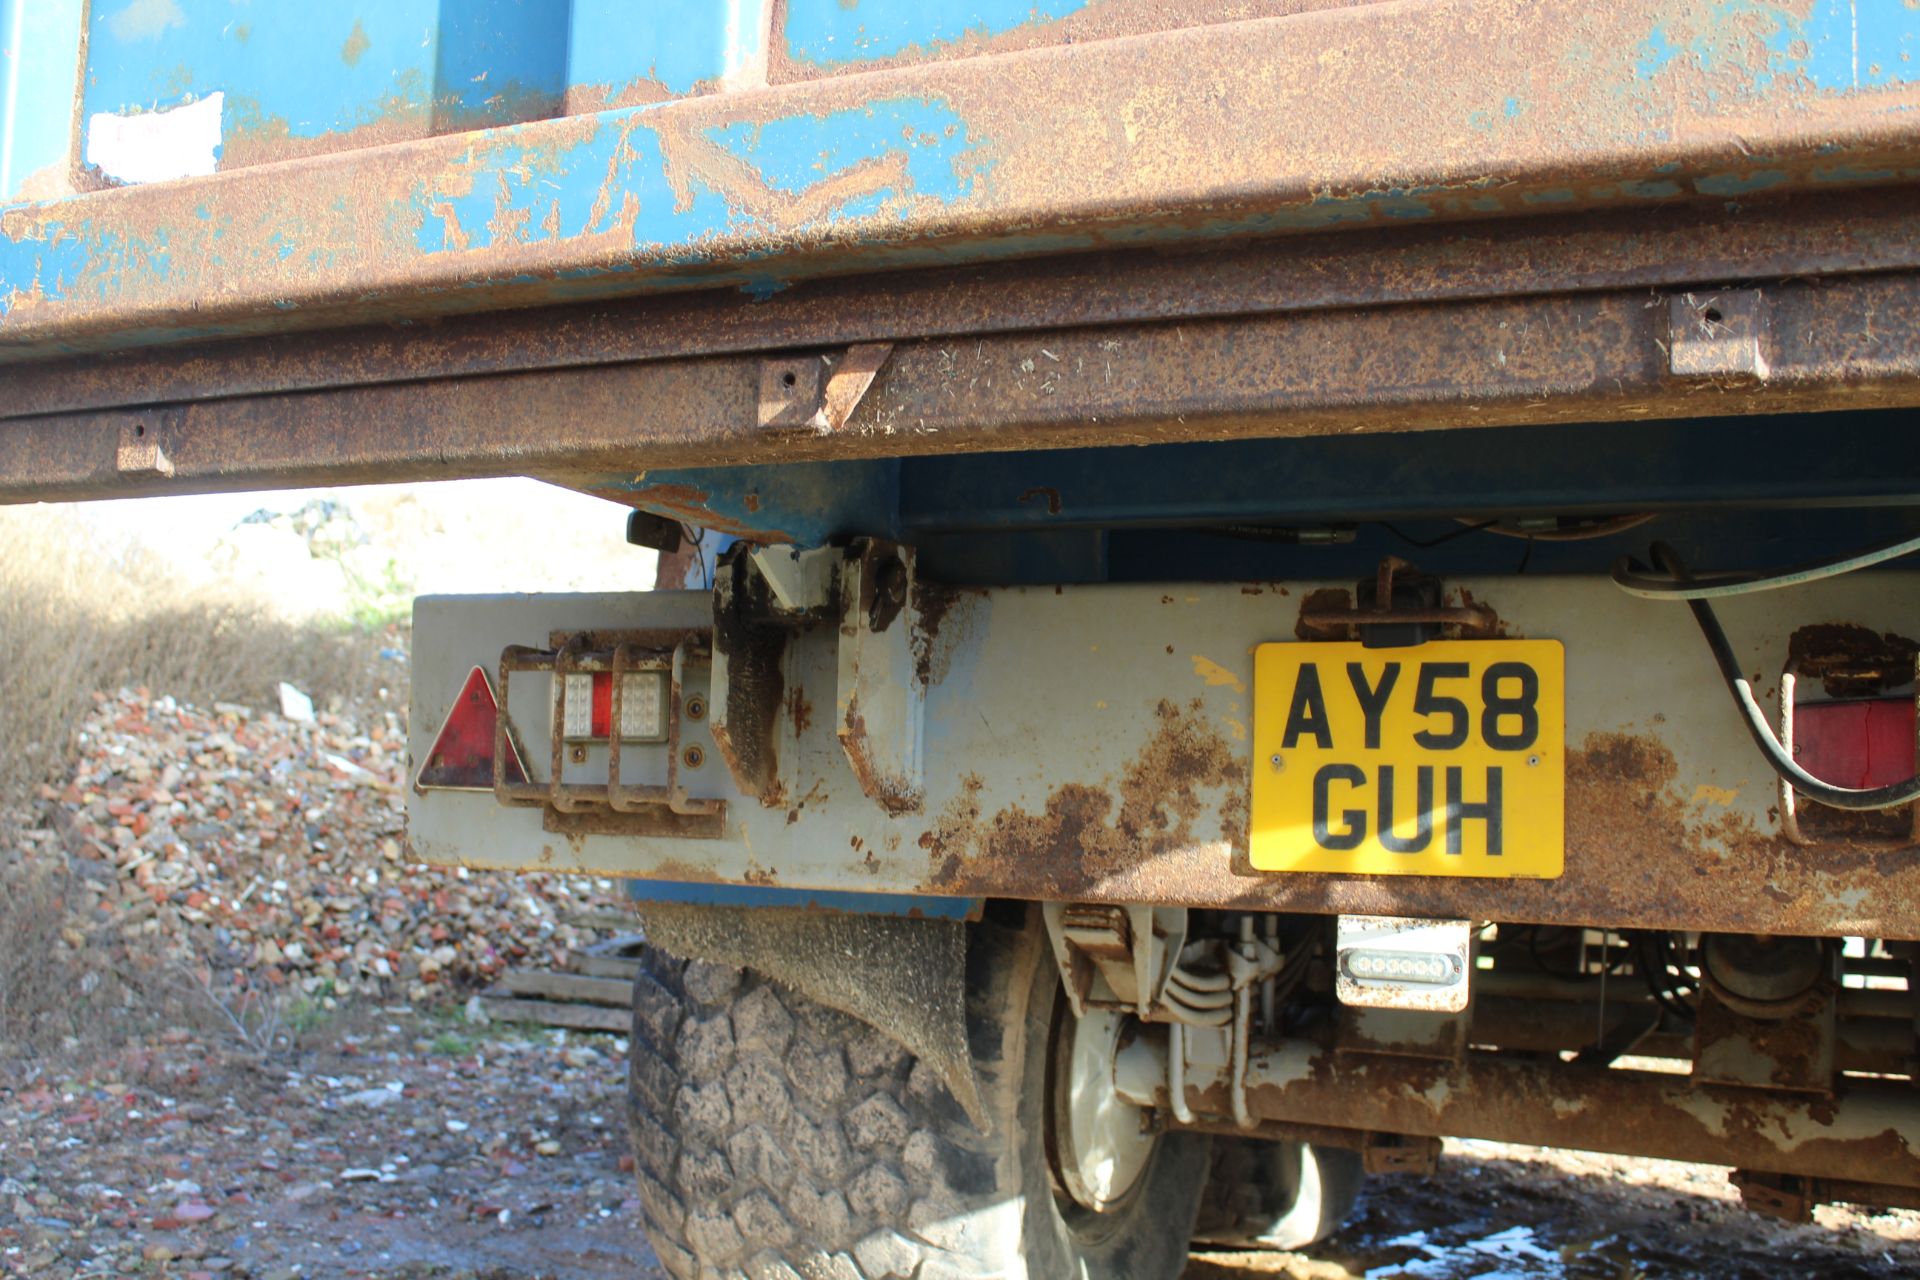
[0,506,403,1064]
[0,506,400,812]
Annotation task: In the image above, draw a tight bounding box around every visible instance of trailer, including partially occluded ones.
[9,2,1920,1273]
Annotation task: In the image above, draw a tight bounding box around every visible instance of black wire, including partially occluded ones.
[1380,518,1499,549]
[1516,535,1536,575]
[1650,542,1920,811]
[1630,932,1697,1023]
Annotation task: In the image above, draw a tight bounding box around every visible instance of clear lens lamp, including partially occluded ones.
[561,671,667,741]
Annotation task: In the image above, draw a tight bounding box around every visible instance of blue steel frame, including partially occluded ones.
[628,409,1920,583]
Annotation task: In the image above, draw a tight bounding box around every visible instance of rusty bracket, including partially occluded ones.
[1043,903,1189,1019]
[1297,557,1499,642]
[1733,1170,1920,1222]
[758,342,894,437]
[1667,289,1770,381]
[491,629,726,838]
[1362,1131,1444,1176]
[115,414,176,478]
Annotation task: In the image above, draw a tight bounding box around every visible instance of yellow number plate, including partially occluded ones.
[1250,640,1564,877]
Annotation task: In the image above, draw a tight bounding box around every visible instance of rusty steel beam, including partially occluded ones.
[1164,1038,1920,1188]
[5,189,1919,425]
[7,269,1920,506]
[7,1,1920,362]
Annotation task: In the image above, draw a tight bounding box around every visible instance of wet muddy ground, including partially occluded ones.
[3,1014,1916,1280]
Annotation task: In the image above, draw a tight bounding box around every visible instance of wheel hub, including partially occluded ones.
[1051,1007,1158,1213]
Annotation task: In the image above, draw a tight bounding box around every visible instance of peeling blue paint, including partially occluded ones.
[1637,2,1920,98]
[0,212,177,316]
[706,98,988,212]
[413,113,734,254]
[622,458,903,545]
[1694,168,1788,195]
[785,0,1091,66]
[412,97,987,257]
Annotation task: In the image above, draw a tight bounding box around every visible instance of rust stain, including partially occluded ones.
[925,698,1236,893]
[787,685,813,736]
[630,482,795,542]
[837,696,922,817]
[341,19,371,67]
[1294,587,1353,639]
[1789,623,1920,697]
[1212,1047,1920,1186]
[647,856,727,884]
[911,723,1920,935]
[909,580,980,686]
[1017,486,1063,515]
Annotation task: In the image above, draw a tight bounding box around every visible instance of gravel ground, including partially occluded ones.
[0,1011,659,1280]
[4,1005,1917,1280]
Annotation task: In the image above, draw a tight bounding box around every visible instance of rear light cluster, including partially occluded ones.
[1793,697,1917,790]
[561,672,668,742]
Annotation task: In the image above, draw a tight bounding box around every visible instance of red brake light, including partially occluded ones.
[1792,698,1916,789]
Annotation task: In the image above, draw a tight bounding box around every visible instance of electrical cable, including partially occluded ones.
[1461,512,1658,542]
[1627,542,1920,811]
[1381,518,1499,549]
[1611,528,1920,600]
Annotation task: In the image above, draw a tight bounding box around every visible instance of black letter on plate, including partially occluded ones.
[1312,764,1367,850]
[1411,662,1470,750]
[1282,664,1333,749]
[1445,766,1503,856]
[1377,764,1434,853]
[1346,662,1400,750]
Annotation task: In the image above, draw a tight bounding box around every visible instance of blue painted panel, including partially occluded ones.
[622,458,900,545]
[569,0,768,99]
[84,1,441,137]
[79,0,570,169]
[626,878,981,919]
[0,0,84,203]
[784,0,1090,66]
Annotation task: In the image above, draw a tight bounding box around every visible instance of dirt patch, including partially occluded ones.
[1185,1139,1920,1279]
[0,1013,658,1280]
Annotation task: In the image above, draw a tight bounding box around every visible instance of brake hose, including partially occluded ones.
[1620,541,1920,812]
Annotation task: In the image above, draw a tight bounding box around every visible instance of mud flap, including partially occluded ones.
[633,902,988,1129]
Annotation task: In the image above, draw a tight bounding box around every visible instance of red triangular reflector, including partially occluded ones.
[414,666,529,792]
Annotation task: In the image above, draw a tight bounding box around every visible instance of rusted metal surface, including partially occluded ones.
[1296,559,1501,641]
[9,1,1920,364]
[1668,289,1771,381]
[1173,1037,1920,1188]
[767,0,1386,84]
[1468,995,1914,1078]
[5,188,1920,426]
[11,268,1920,507]
[1732,1170,1920,1220]
[412,576,1920,938]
